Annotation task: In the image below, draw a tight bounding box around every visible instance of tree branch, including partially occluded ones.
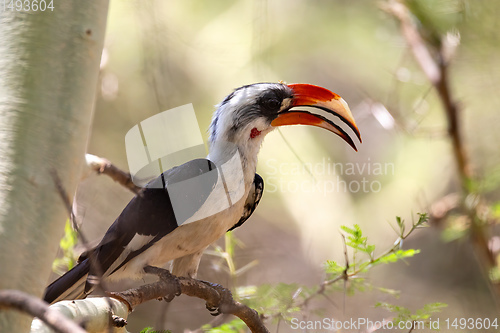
[0,290,87,333]
[381,1,441,85]
[84,154,141,195]
[110,267,269,333]
[381,0,471,185]
[31,297,129,333]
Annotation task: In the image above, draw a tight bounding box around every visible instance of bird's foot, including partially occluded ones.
[111,315,127,328]
[143,265,182,302]
[200,281,233,316]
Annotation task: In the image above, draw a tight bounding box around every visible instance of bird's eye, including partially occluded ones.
[261,98,281,112]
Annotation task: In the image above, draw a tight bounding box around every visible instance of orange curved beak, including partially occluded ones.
[271,83,361,151]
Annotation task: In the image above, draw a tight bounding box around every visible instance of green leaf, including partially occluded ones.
[235,285,257,299]
[421,302,448,314]
[364,244,376,254]
[376,301,447,328]
[243,283,302,320]
[324,260,345,275]
[340,224,357,236]
[52,219,78,274]
[346,277,369,295]
[377,287,401,298]
[375,302,411,316]
[376,249,421,264]
[416,213,429,226]
[396,216,405,235]
[60,219,78,251]
[340,224,375,255]
[225,231,235,258]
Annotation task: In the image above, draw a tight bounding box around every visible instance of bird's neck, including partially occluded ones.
[207,136,265,188]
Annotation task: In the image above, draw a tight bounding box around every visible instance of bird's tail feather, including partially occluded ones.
[43,258,90,304]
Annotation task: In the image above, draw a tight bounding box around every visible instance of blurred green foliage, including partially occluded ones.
[375,301,448,329]
[202,214,445,331]
[202,319,247,333]
[52,220,78,276]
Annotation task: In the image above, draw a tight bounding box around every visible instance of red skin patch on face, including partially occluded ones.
[250,127,261,139]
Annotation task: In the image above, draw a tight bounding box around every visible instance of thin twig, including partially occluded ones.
[0,290,87,333]
[51,170,109,291]
[381,0,471,185]
[84,154,141,194]
[381,1,441,85]
[277,217,425,320]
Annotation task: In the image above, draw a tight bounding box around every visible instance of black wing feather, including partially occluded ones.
[228,173,264,231]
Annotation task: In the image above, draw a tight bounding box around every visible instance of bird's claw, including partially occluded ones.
[158,289,178,303]
[144,265,182,302]
[206,304,222,316]
[111,315,127,328]
[160,273,182,303]
[201,281,232,316]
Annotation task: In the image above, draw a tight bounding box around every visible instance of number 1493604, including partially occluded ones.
[445,317,498,330]
[3,0,54,12]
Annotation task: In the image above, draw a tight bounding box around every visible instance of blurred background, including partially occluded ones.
[71,0,500,331]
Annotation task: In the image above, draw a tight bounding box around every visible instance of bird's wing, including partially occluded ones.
[84,158,218,293]
[228,173,264,231]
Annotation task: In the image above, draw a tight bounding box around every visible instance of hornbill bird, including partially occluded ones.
[44,82,361,304]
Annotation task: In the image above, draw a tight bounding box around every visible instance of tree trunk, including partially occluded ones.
[0,1,109,330]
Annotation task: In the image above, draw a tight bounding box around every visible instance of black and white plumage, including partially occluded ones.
[228,174,264,232]
[43,82,361,304]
